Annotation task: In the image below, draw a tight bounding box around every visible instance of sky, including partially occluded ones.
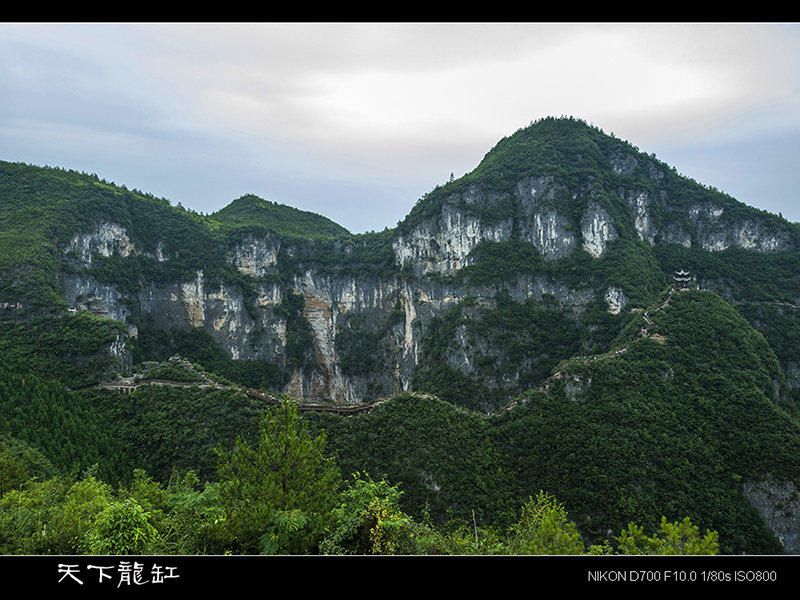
[1,22,800,233]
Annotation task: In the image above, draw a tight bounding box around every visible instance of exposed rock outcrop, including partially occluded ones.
[54,121,797,410]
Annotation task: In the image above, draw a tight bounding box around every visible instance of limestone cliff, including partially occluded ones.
[53,118,799,409]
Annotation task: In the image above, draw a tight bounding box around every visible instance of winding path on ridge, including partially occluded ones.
[84,374,387,415]
[543,286,680,389]
[85,287,694,416]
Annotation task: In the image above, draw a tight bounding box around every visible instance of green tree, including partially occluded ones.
[321,472,419,555]
[259,508,310,555]
[0,474,73,554]
[157,469,226,555]
[616,516,719,555]
[506,491,586,555]
[118,468,169,539]
[420,516,506,555]
[47,474,113,554]
[215,396,341,554]
[358,497,415,554]
[87,498,159,555]
[0,434,56,498]
[0,444,33,500]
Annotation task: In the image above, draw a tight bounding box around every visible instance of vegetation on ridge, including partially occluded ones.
[0,397,719,556]
[210,193,351,240]
[2,117,800,555]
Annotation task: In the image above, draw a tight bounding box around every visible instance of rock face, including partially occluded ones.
[392,177,584,275]
[58,176,794,410]
[624,190,792,253]
[229,232,281,277]
[55,119,797,409]
[61,272,131,322]
[392,199,513,275]
[581,203,617,258]
[59,219,596,405]
[744,476,800,554]
[67,222,136,265]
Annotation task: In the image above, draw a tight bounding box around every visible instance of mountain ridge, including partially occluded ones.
[210,193,352,239]
[3,116,800,553]
[2,116,800,408]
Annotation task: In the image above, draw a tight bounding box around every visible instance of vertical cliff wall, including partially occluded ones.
[53,119,799,407]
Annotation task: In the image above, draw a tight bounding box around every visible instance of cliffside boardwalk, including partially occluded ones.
[87,368,385,414]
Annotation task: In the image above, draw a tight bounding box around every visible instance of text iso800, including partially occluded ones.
[702,571,778,583]
[733,571,777,583]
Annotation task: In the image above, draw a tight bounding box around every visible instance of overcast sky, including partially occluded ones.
[2,22,799,233]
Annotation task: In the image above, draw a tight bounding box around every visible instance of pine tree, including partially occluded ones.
[215,396,341,554]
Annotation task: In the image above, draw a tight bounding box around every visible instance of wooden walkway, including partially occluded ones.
[243,388,384,414]
[83,378,384,414]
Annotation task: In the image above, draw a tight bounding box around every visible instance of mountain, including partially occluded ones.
[210,193,351,239]
[7,117,797,408]
[310,289,800,554]
[2,116,800,553]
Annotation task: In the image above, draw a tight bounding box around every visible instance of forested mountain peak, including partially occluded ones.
[210,193,351,239]
[401,116,795,235]
[3,120,800,556]
[393,116,797,292]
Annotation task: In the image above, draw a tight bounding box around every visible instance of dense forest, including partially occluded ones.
[0,392,719,556]
[2,117,800,556]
